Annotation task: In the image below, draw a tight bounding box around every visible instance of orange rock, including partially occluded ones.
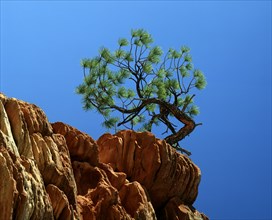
[159,197,209,220]
[0,147,19,220]
[0,146,54,219]
[98,163,127,191]
[73,161,133,219]
[97,130,201,209]
[119,181,156,219]
[0,93,208,220]
[77,195,96,220]
[4,98,33,158]
[46,184,73,220]
[0,94,78,220]
[52,122,99,166]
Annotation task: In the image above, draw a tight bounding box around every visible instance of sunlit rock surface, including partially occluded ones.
[0,93,208,219]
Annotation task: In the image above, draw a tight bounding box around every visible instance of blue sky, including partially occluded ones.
[1,1,271,219]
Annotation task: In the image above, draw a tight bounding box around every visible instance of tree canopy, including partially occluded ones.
[76,29,206,155]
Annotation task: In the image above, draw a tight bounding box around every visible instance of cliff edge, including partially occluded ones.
[0,93,208,220]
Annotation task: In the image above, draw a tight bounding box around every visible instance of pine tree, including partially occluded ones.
[76,29,206,155]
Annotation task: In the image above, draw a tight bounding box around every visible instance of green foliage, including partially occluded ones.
[76,29,206,132]
[118,38,129,47]
[102,117,119,129]
[194,70,207,89]
[188,105,199,116]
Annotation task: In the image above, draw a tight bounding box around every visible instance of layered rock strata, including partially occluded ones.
[0,93,208,220]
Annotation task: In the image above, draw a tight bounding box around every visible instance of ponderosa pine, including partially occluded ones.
[76,29,206,155]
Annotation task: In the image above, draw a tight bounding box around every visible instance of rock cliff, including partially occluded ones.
[0,93,208,220]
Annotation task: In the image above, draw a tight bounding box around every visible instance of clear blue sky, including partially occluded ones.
[1,1,271,219]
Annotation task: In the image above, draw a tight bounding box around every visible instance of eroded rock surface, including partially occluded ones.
[0,93,208,220]
[97,131,201,210]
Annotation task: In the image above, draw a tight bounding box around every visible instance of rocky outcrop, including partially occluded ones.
[0,93,208,220]
[97,131,201,210]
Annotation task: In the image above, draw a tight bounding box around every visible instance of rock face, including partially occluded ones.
[0,93,208,220]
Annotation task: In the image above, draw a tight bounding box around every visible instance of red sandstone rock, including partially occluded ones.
[52,122,99,166]
[72,160,156,219]
[0,93,208,220]
[97,130,201,209]
[160,197,209,220]
[46,184,73,220]
[0,94,79,220]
